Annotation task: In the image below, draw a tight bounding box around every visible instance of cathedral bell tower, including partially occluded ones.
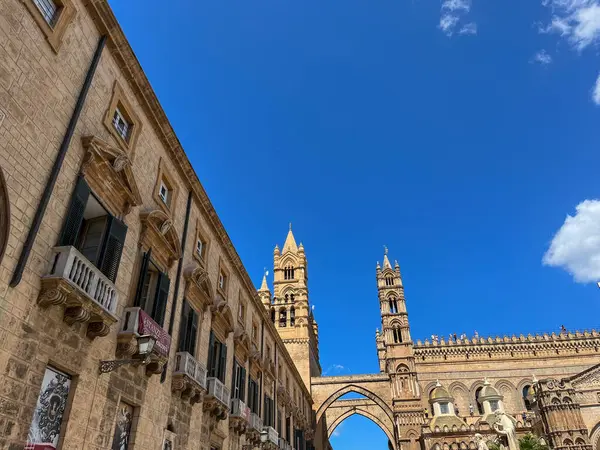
[261,225,321,390]
[376,248,419,401]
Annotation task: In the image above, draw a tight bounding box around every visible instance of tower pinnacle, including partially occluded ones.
[283,224,298,252]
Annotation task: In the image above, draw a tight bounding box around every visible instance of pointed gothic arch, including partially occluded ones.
[315,384,394,424]
[0,166,9,265]
[327,407,395,446]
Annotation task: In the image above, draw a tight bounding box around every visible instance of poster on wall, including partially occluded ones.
[26,367,72,450]
[111,402,134,450]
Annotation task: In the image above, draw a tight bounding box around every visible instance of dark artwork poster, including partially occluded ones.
[112,402,134,450]
[26,367,72,450]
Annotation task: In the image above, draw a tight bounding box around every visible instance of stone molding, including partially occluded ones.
[139,209,182,270]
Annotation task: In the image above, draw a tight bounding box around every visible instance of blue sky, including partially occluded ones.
[110,0,600,447]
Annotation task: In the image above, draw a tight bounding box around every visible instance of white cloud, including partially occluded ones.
[323,364,346,375]
[543,199,600,283]
[531,49,553,64]
[593,73,600,104]
[459,23,478,35]
[541,0,600,50]
[440,0,476,36]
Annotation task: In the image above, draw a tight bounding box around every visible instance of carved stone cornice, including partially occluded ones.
[211,294,234,341]
[184,262,213,313]
[81,135,142,216]
[139,209,181,270]
[234,327,251,363]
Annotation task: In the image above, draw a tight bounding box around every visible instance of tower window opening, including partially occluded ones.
[290,294,295,303]
[279,308,287,328]
[389,298,398,314]
[393,328,402,344]
[385,276,394,286]
[284,266,295,280]
[290,307,296,326]
[285,294,289,303]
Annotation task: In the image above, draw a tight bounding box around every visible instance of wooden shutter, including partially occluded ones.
[152,272,170,327]
[218,342,227,382]
[240,367,246,402]
[231,360,238,397]
[178,300,190,352]
[59,176,90,246]
[189,307,198,356]
[98,215,127,282]
[208,331,216,377]
[134,249,152,308]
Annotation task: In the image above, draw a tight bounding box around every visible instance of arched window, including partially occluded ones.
[389,298,398,314]
[393,328,402,344]
[284,294,289,302]
[271,308,275,324]
[290,306,296,326]
[522,385,532,410]
[385,275,394,286]
[284,266,295,280]
[475,387,484,414]
[290,293,295,303]
[279,308,287,328]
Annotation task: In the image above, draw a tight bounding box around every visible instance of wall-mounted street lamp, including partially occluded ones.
[99,335,157,374]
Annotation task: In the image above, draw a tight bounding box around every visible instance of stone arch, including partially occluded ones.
[590,421,600,450]
[495,379,517,411]
[327,407,395,445]
[315,384,394,424]
[448,382,470,414]
[470,380,486,414]
[396,364,410,373]
[279,254,298,269]
[517,378,535,411]
[0,166,9,265]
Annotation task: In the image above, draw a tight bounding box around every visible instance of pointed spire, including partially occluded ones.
[283,223,298,252]
[259,269,270,292]
[435,379,442,387]
[383,245,392,269]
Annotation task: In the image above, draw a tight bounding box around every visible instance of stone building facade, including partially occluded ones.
[1,1,600,450]
[0,1,318,449]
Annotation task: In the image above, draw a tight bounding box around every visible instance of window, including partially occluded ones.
[238,301,246,324]
[393,328,402,344]
[489,400,500,412]
[266,344,272,361]
[264,395,274,427]
[104,82,142,154]
[279,308,287,327]
[385,275,394,286]
[252,322,259,342]
[158,180,171,206]
[475,387,484,414]
[27,366,72,448]
[270,308,276,324]
[196,238,204,260]
[218,267,228,295]
[178,300,199,356]
[112,107,132,142]
[60,177,128,282]
[208,331,227,382]
[248,377,260,414]
[111,402,134,450]
[389,298,398,314]
[33,0,60,26]
[290,306,296,326]
[24,0,75,52]
[231,360,247,401]
[284,266,295,280]
[134,251,170,327]
[439,402,450,414]
[522,385,532,410]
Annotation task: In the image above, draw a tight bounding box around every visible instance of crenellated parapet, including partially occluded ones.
[414,330,600,362]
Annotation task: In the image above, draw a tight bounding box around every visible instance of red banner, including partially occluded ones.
[137,309,171,357]
[25,444,55,450]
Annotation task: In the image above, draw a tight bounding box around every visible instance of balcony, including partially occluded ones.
[117,307,172,376]
[229,398,251,434]
[203,377,231,420]
[261,426,279,448]
[246,412,263,446]
[172,351,207,404]
[37,246,119,339]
